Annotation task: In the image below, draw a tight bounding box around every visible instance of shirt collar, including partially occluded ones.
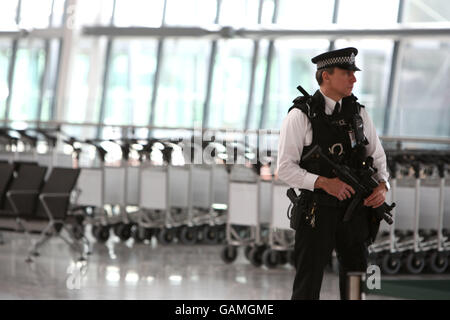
[319,88,342,115]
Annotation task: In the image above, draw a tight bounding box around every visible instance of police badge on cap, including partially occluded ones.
[311,47,361,71]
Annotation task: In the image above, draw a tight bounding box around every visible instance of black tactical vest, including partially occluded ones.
[288,90,367,181]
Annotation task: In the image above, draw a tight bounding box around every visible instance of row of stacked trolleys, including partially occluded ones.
[0,127,449,275]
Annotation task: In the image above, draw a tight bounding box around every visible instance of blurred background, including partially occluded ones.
[0,0,448,140]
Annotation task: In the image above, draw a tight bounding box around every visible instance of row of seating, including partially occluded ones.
[0,161,86,262]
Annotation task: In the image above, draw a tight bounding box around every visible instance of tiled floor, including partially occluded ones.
[0,231,446,300]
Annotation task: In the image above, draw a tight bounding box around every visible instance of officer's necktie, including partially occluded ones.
[332,102,340,117]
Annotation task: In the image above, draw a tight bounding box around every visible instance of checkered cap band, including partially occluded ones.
[317,56,354,69]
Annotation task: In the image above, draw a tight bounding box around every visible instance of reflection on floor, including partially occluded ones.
[0,231,446,300]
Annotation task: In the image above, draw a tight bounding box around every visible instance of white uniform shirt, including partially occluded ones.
[277,89,389,190]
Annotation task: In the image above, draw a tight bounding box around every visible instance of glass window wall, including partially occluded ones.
[103,39,158,126]
[338,0,399,27]
[0,40,12,120]
[208,39,254,129]
[113,0,165,27]
[335,39,394,133]
[154,39,209,128]
[265,39,330,129]
[8,40,46,122]
[392,40,450,138]
[277,0,335,27]
[404,0,450,22]
[165,0,218,26]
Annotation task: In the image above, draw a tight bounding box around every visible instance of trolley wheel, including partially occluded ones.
[381,252,402,275]
[404,252,425,274]
[428,251,449,274]
[113,223,124,237]
[221,245,238,264]
[93,225,110,243]
[248,246,265,268]
[131,226,147,243]
[144,228,154,241]
[203,225,219,245]
[158,228,175,245]
[118,224,132,242]
[217,225,226,244]
[196,225,206,243]
[71,223,84,240]
[262,249,280,269]
[179,226,197,245]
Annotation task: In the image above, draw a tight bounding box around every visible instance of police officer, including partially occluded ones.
[277,47,390,300]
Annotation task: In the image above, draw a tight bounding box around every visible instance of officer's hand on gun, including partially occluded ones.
[363,183,387,209]
[315,176,355,201]
[315,176,386,208]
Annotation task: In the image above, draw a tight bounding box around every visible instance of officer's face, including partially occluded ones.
[325,68,357,98]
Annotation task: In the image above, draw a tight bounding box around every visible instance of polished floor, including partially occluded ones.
[0,230,444,300]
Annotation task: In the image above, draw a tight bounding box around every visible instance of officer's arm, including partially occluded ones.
[277,109,319,191]
[360,108,389,207]
[361,107,389,185]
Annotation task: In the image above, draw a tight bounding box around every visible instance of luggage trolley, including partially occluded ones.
[161,164,191,244]
[416,152,450,273]
[33,128,74,171]
[106,139,141,242]
[129,139,164,243]
[427,153,450,273]
[220,165,261,264]
[260,179,295,269]
[71,139,112,243]
[135,140,189,245]
[0,129,31,163]
[0,129,17,162]
[244,178,272,267]
[388,152,437,274]
[203,163,229,245]
[137,163,169,243]
[369,150,403,274]
[177,163,212,245]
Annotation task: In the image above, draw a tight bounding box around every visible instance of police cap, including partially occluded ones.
[311,47,361,71]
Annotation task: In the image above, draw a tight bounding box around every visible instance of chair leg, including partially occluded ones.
[81,235,92,256]
[16,219,33,244]
[26,224,54,262]
[60,226,87,261]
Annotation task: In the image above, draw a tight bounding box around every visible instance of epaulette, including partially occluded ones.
[288,96,316,118]
[343,94,365,114]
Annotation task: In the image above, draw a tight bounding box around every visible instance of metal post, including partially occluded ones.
[201,0,222,130]
[148,0,168,137]
[36,0,56,125]
[97,0,117,138]
[258,0,279,129]
[383,0,405,136]
[4,0,22,124]
[413,174,421,253]
[437,177,445,251]
[244,0,263,130]
[389,177,397,253]
[328,0,340,51]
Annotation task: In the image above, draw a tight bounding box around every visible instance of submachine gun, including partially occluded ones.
[302,145,395,225]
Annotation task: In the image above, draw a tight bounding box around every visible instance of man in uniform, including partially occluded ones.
[277,47,390,300]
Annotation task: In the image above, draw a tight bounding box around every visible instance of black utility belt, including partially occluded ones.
[301,190,350,208]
